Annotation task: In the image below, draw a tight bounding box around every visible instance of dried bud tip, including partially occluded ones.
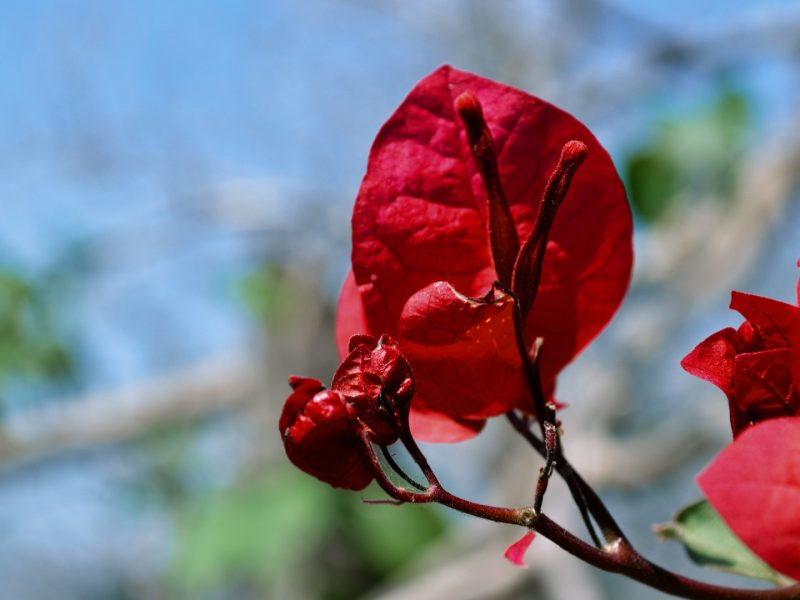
[454,91,483,121]
[348,333,377,353]
[561,140,588,166]
[544,422,557,452]
[288,375,323,392]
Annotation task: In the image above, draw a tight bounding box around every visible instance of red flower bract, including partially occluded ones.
[336,65,633,441]
[681,282,800,436]
[504,530,536,568]
[332,333,414,445]
[280,377,373,490]
[279,334,413,489]
[698,417,800,580]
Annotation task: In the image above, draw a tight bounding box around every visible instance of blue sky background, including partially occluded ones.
[0,1,799,598]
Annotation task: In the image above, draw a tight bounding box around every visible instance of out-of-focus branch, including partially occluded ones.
[0,352,261,466]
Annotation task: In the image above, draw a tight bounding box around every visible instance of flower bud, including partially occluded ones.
[279,377,373,490]
[332,334,415,444]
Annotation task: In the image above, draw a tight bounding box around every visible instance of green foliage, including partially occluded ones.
[655,499,794,586]
[625,150,680,223]
[347,495,446,577]
[0,269,74,389]
[170,470,336,593]
[624,89,750,224]
[168,468,447,599]
[239,263,295,327]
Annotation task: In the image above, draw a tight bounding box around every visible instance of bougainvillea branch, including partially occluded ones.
[280,65,800,598]
[506,410,624,547]
[352,403,800,599]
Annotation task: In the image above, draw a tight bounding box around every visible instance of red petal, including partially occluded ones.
[408,406,485,443]
[680,328,738,397]
[282,389,373,491]
[730,291,798,348]
[728,403,754,438]
[335,270,373,360]
[398,281,524,421]
[698,417,800,580]
[280,377,324,433]
[331,334,414,445]
[504,530,536,567]
[734,348,797,416]
[350,64,632,386]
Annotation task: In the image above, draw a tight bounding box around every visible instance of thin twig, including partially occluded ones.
[379,445,427,491]
[357,417,800,599]
[507,411,623,547]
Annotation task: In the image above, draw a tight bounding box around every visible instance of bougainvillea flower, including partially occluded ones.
[336,65,633,441]
[698,416,800,580]
[279,334,414,489]
[681,281,800,436]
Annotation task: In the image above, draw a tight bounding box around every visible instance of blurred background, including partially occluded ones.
[1,1,799,598]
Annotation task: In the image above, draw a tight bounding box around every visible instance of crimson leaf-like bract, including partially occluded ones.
[336,65,633,441]
[699,417,800,581]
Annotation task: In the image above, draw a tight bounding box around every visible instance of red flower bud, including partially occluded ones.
[332,334,414,444]
[279,377,373,490]
[279,338,416,489]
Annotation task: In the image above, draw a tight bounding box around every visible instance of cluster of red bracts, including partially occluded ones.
[280,65,632,491]
[682,284,800,434]
[682,273,800,580]
[336,66,631,442]
[278,64,800,583]
[280,335,413,490]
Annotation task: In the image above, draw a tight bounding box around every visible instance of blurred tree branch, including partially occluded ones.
[0,352,261,466]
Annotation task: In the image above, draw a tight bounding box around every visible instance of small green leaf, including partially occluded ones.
[624,150,680,223]
[655,499,795,586]
[169,470,337,592]
[349,502,446,575]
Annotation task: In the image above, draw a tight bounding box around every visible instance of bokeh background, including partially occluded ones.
[1,1,799,599]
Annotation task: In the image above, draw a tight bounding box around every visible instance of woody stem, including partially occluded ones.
[507,410,626,545]
[359,420,800,598]
[503,284,605,547]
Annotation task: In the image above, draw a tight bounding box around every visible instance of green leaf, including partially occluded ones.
[349,502,446,576]
[238,263,294,326]
[655,499,795,586]
[169,469,337,592]
[624,150,680,223]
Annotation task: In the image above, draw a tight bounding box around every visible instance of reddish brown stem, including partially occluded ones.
[358,425,800,599]
[358,422,799,598]
[507,410,626,546]
[497,280,604,546]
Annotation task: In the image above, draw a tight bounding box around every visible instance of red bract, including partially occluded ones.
[698,417,800,580]
[504,530,536,567]
[279,335,413,489]
[332,334,414,444]
[681,282,800,436]
[336,65,633,441]
[280,377,373,490]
